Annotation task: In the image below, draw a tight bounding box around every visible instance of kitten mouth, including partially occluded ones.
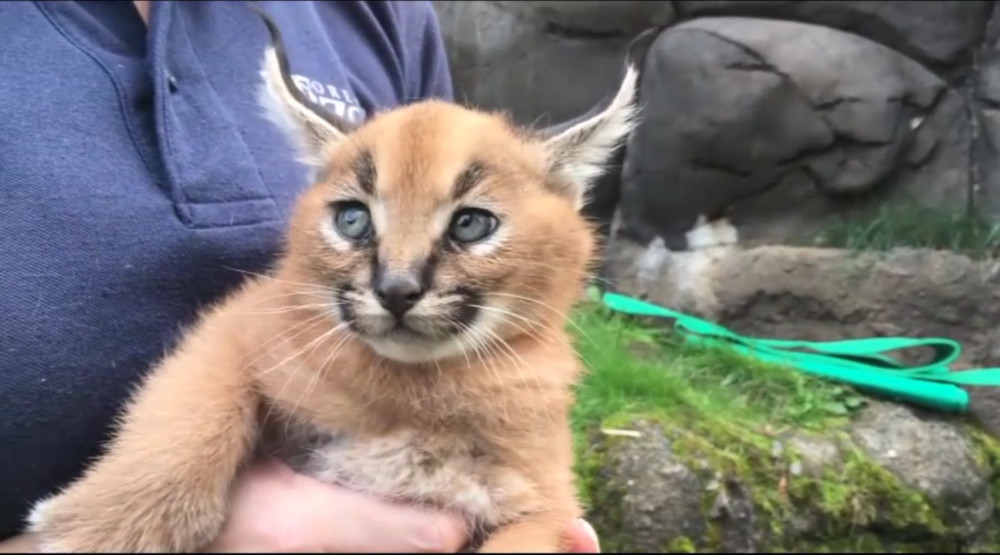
[334,287,487,362]
[383,320,434,340]
[371,313,472,342]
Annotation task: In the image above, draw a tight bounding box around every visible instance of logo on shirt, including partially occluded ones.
[290,74,367,124]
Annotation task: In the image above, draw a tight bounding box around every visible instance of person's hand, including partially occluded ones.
[0,459,601,554]
[203,458,468,552]
[205,457,601,553]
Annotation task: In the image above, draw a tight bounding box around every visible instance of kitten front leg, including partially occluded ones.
[28,313,260,553]
[477,511,575,554]
[478,477,581,554]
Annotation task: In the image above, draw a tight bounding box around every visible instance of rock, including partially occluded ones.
[850,402,993,537]
[589,423,707,552]
[675,1,993,73]
[499,1,676,36]
[584,405,996,552]
[974,7,1000,219]
[615,16,967,248]
[431,1,675,127]
[783,433,843,478]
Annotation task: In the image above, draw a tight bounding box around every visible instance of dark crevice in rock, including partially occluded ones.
[690,158,753,180]
[683,27,793,83]
[814,97,865,110]
[725,60,780,74]
[543,21,631,40]
[974,95,1000,111]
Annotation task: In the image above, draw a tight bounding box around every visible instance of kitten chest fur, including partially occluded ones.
[260,414,539,533]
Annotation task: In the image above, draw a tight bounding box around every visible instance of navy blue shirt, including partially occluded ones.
[0,0,453,538]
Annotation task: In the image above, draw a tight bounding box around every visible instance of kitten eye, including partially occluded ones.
[333,201,373,241]
[448,208,498,244]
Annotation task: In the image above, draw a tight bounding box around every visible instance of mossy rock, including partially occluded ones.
[577,402,1000,553]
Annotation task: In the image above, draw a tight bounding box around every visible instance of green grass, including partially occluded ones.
[567,297,866,441]
[812,201,1000,259]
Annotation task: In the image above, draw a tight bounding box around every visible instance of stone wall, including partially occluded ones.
[433,1,1000,249]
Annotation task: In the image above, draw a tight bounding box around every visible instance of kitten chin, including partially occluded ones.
[362,333,471,364]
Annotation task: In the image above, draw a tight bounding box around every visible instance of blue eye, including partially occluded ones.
[333,201,372,241]
[448,208,498,244]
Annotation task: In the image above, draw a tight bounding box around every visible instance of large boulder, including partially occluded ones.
[616,16,967,249]
[675,1,992,74]
[431,1,675,127]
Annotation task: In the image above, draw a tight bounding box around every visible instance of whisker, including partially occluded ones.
[247,289,332,307]
[261,322,349,426]
[284,329,355,437]
[225,267,340,294]
[469,304,556,346]
[479,325,557,425]
[242,311,334,371]
[234,302,337,316]
[489,292,593,344]
[456,322,513,424]
[254,319,347,379]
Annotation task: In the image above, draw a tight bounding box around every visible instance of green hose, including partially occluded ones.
[601,292,1000,413]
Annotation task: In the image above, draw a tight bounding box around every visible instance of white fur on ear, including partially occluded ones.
[541,64,641,210]
[257,46,347,169]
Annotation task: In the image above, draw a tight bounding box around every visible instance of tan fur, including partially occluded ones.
[28,19,640,553]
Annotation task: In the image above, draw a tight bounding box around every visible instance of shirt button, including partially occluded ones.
[166,70,179,93]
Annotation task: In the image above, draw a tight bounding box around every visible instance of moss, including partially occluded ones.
[666,536,697,553]
[965,425,1000,550]
[801,448,946,537]
[576,411,986,553]
[577,433,633,553]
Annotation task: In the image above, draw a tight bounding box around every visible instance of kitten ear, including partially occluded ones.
[252,6,353,169]
[536,63,641,211]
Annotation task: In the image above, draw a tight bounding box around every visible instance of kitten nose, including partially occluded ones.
[374,274,424,318]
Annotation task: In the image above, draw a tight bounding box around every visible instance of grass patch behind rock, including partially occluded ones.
[568,297,865,443]
[812,201,1000,260]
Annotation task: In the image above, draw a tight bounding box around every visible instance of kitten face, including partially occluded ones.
[289,105,601,363]
[254,11,639,364]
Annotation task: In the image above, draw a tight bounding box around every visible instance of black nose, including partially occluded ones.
[374,274,425,318]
